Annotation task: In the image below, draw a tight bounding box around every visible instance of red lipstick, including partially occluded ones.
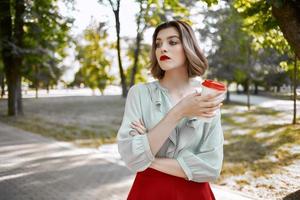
[160,55,170,61]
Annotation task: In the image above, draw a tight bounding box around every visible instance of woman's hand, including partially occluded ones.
[129,118,147,136]
[175,91,225,119]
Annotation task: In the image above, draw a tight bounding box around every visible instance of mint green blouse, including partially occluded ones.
[117,80,224,183]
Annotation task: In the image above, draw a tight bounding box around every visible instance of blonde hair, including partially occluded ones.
[149,20,208,80]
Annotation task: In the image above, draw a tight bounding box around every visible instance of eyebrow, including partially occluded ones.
[156,35,180,41]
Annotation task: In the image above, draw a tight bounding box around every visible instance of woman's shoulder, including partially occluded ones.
[129,82,148,91]
[128,82,155,97]
[130,81,158,91]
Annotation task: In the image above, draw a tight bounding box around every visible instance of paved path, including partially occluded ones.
[230,93,300,112]
[0,122,258,200]
[0,122,133,200]
[4,92,296,200]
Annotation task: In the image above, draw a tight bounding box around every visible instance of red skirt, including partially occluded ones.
[127,168,215,200]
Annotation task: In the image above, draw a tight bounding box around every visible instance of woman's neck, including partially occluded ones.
[159,73,190,94]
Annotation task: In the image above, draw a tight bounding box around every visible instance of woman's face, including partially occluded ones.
[155,27,186,72]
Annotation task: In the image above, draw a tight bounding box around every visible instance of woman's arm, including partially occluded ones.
[147,108,182,156]
[131,105,182,156]
[130,119,187,178]
[150,158,187,179]
[130,91,223,157]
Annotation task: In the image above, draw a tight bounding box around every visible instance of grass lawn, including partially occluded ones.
[0,96,126,147]
[220,103,300,183]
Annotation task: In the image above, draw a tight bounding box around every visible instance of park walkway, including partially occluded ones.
[0,121,257,200]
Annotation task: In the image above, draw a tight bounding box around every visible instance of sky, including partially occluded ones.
[68,0,142,39]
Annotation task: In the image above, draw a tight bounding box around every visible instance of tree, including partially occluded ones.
[271,1,300,59]
[126,39,151,85]
[0,0,73,115]
[199,5,253,105]
[200,0,300,58]
[198,0,298,123]
[292,55,298,124]
[98,0,127,97]
[0,57,5,98]
[207,8,243,101]
[75,22,114,95]
[231,0,299,123]
[129,0,151,87]
[22,0,73,98]
[0,0,25,115]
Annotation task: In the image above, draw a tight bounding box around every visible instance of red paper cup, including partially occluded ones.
[199,79,226,122]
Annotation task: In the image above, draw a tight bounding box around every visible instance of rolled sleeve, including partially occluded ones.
[117,84,155,172]
[177,111,224,182]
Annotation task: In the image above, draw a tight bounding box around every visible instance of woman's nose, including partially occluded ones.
[160,43,168,53]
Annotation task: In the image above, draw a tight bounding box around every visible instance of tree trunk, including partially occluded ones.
[0,0,22,115]
[35,84,38,99]
[130,33,142,87]
[130,2,145,88]
[254,83,258,94]
[0,74,5,98]
[14,0,25,114]
[242,81,248,93]
[276,85,281,93]
[272,1,300,59]
[130,29,141,87]
[293,54,297,124]
[265,85,270,92]
[111,0,127,98]
[225,82,230,102]
[247,79,250,111]
[46,84,49,94]
[34,65,39,99]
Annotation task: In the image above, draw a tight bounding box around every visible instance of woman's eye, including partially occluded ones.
[155,43,162,48]
[169,40,178,45]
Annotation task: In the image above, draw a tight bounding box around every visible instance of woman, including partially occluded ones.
[117,20,225,200]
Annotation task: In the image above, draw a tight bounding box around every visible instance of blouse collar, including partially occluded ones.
[148,81,198,129]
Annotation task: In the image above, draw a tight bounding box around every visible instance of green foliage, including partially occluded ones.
[140,0,193,27]
[234,68,247,84]
[233,0,290,54]
[125,41,151,84]
[197,0,294,92]
[280,59,300,85]
[197,0,290,54]
[202,5,252,84]
[74,21,114,94]
[22,0,73,88]
[201,0,218,6]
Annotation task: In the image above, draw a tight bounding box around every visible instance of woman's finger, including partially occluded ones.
[199,99,223,109]
[200,112,216,118]
[197,93,225,103]
[130,124,143,134]
[200,104,221,113]
[139,118,145,126]
[130,123,146,134]
[132,121,147,132]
